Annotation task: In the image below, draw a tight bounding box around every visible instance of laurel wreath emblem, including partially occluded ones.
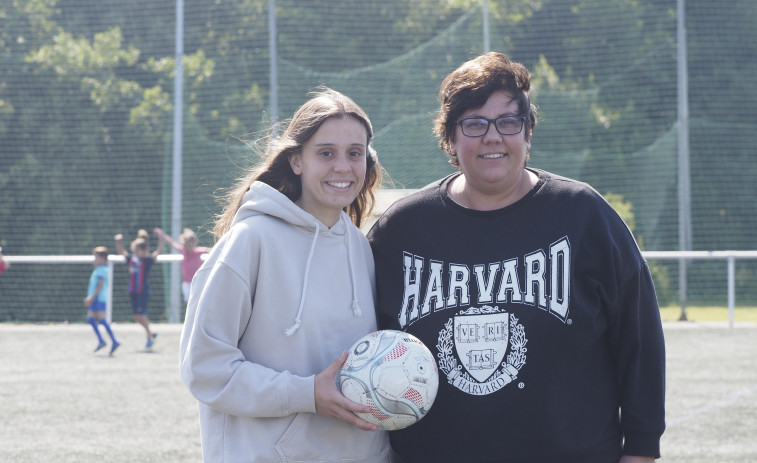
[436,306,527,385]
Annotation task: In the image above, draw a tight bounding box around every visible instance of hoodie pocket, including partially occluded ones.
[274,412,387,462]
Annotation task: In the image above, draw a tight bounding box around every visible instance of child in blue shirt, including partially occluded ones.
[85,246,119,355]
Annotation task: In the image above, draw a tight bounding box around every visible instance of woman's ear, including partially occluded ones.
[289,154,302,175]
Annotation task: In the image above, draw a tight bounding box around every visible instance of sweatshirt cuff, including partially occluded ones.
[287,374,317,414]
[623,432,661,459]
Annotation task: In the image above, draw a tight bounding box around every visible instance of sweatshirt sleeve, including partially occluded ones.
[179,233,316,418]
[609,262,666,458]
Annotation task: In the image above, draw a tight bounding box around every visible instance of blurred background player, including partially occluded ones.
[85,246,119,355]
[114,230,164,349]
[153,227,209,303]
[0,246,8,275]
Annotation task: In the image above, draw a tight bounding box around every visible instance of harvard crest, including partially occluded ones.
[436,306,527,395]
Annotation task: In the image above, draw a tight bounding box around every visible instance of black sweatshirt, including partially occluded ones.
[367,169,665,463]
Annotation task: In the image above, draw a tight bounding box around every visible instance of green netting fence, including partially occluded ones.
[1,0,756,322]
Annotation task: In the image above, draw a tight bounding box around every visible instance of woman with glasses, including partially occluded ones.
[367,52,665,463]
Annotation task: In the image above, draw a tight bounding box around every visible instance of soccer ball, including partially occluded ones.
[337,329,439,430]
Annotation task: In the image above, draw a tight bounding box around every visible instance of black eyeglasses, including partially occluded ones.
[457,115,527,137]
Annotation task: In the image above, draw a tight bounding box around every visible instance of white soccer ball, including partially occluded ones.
[337,329,439,430]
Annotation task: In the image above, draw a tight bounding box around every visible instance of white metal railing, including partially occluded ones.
[3,254,185,323]
[4,251,757,327]
[642,250,757,328]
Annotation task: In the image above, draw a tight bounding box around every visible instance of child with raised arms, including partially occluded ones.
[114,230,164,349]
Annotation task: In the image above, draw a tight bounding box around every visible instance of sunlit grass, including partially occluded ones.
[660,305,757,322]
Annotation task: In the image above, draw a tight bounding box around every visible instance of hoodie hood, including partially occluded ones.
[233,181,362,335]
[231,181,348,235]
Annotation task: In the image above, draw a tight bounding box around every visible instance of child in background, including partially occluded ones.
[0,246,8,275]
[153,227,210,303]
[0,257,6,274]
[85,246,120,355]
[136,229,150,241]
[114,230,164,348]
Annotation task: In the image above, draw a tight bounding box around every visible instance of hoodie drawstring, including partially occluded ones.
[284,215,363,336]
[344,218,362,317]
[285,222,319,336]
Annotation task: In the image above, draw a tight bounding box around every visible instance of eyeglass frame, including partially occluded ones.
[457,115,528,137]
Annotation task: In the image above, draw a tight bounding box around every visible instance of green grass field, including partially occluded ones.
[1,317,756,462]
[659,305,757,322]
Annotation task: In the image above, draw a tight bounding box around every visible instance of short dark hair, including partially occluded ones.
[433,52,538,165]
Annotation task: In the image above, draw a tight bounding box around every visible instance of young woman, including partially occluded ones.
[180,88,390,462]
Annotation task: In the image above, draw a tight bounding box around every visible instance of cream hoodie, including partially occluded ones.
[180,181,390,463]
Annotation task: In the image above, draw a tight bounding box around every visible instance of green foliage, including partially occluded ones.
[1,0,756,321]
[604,192,635,232]
[129,85,172,142]
[605,192,672,305]
[26,27,140,75]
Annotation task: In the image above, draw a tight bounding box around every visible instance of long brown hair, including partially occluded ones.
[213,87,381,241]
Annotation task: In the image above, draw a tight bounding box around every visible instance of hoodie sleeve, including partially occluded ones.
[179,225,316,418]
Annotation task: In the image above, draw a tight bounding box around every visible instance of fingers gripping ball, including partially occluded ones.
[337,330,439,430]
